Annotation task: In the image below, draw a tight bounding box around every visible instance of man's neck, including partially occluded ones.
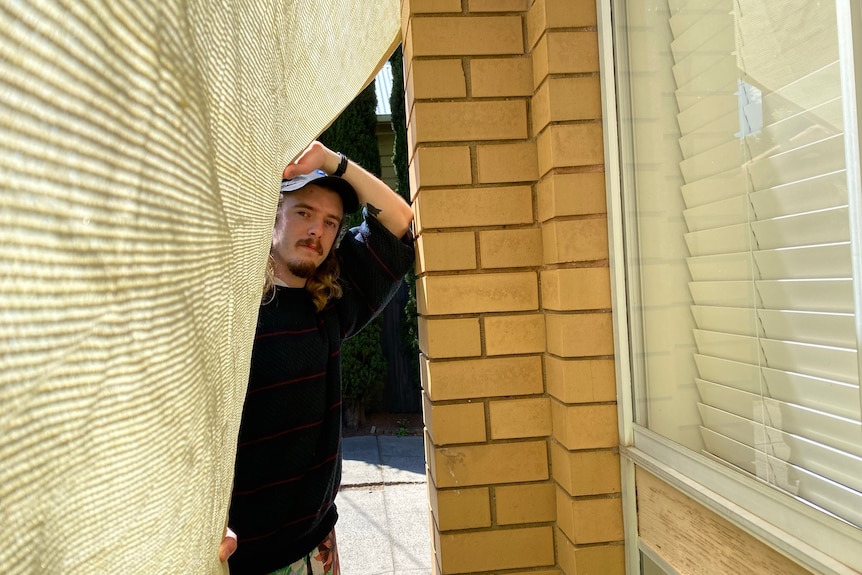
[274,273,306,288]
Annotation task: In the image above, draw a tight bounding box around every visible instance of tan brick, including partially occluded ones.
[556,529,626,575]
[471,57,533,97]
[476,141,539,184]
[548,30,600,74]
[403,62,417,100]
[526,0,545,49]
[419,317,482,359]
[537,123,604,175]
[414,100,529,142]
[551,400,619,450]
[406,166,420,204]
[425,428,434,469]
[556,487,623,544]
[412,16,524,56]
[546,357,616,404]
[532,31,599,86]
[438,526,554,573]
[545,312,615,357]
[496,482,556,525]
[527,0,598,49]
[541,268,611,311]
[424,355,544,401]
[407,104,420,171]
[469,0,528,12]
[405,63,417,117]
[401,7,416,62]
[533,76,602,133]
[416,185,533,230]
[417,273,538,315]
[411,0,462,13]
[537,172,607,222]
[479,228,543,269]
[414,145,472,187]
[412,59,468,99]
[532,81,552,135]
[424,395,487,445]
[484,313,546,356]
[412,193,424,230]
[431,486,492,531]
[547,0,598,26]
[417,231,477,272]
[530,27,550,84]
[419,355,430,393]
[431,441,549,488]
[489,397,551,439]
[542,218,609,264]
[551,442,621,497]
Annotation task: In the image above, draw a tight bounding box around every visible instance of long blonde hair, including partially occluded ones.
[262,194,344,311]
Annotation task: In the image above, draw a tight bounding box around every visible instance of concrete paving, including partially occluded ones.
[337,435,432,575]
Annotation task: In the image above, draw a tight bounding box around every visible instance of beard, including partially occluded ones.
[279,238,324,279]
[285,257,318,279]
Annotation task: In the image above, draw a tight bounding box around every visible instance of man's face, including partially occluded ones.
[271,184,344,285]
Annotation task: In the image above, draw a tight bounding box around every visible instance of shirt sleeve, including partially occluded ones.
[334,210,415,339]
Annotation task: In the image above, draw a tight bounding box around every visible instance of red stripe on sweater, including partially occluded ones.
[232,452,339,497]
[249,371,325,394]
[255,326,318,340]
[366,242,399,281]
[238,418,323,447]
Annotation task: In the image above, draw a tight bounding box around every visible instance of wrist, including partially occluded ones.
[332,152,348,177]
[324,149,341,175]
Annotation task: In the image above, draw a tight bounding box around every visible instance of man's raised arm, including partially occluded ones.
[283,141,414,238]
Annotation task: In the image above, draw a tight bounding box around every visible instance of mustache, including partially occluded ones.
[296,238,323,255]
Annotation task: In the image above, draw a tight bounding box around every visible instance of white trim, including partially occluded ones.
[597,1,641,571]
[625,427,862,575]
[597,0,633,449]
[836,0,862,425]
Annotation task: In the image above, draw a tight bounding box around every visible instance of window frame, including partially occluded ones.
[597,0,862,573]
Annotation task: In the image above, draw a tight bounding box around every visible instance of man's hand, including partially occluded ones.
[219,527,237,562]
[283,141,335,179]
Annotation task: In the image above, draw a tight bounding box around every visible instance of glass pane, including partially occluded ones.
[641,551,671,575]
[616,0,862,527]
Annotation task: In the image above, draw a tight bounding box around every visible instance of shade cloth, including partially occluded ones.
[0,1,400,572]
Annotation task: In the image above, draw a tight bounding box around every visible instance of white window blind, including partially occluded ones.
[669,0,862,527]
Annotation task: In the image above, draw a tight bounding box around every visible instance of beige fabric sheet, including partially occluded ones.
[0,1,400,572]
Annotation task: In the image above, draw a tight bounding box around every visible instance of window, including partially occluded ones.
[611,0,862,570]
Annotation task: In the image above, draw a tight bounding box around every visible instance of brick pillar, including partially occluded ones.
[527,0,625,575]
[527,0,625,573]
[402,0,623,573]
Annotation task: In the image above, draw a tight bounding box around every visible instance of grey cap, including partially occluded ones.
[280,169,359,214]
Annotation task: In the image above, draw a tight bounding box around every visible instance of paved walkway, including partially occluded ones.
[336,435,431,575]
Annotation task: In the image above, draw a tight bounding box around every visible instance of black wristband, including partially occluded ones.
[333,153,348,177]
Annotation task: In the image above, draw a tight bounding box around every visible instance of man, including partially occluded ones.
[220,140,415,574]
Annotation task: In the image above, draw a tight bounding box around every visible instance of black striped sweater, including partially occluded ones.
[228,214,414,574]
